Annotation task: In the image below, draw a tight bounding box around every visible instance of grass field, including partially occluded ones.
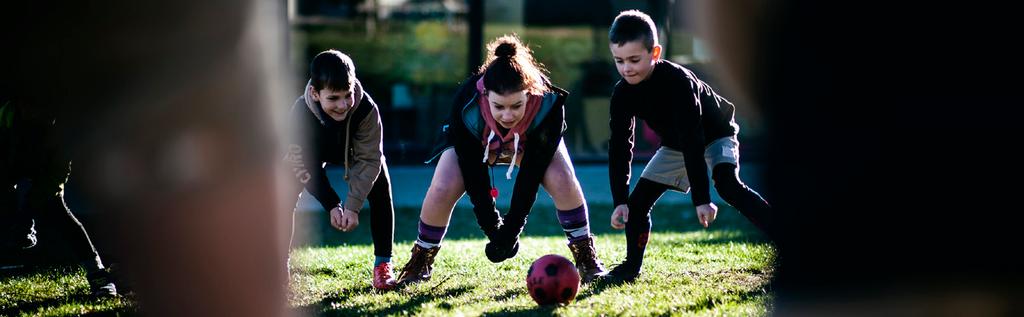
[1,203,775,316]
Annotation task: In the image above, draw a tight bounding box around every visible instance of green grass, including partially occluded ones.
[0,266,135,316]
[290,231,774,316]
[1,203,775,316]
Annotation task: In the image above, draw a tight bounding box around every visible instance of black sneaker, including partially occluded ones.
[107,263,134,294]
[86,269,118,298]
[605,261,642,284]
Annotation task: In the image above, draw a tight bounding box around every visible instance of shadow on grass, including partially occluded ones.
[479,304,557,317]
[489,288,521,303]
[573,278,619,302]
[294,285,473,316]
[293,266,343,278]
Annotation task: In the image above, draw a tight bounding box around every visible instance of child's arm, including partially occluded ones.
[502,97,566,235]
[608,91,635,209]
[678,79,712,208]
[449,77,503,237]
[285,101,343,213]
[343,101,383,213]
[451,119,503,237]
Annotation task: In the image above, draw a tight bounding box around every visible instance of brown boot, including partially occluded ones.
[568,235,608,284]
[396,244,440,285]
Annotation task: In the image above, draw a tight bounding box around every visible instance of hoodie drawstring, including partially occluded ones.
[482,130,519,180]
[482,130,496,163]
[506,133,519,179]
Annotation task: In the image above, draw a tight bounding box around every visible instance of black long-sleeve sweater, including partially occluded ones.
[609,60,738,207]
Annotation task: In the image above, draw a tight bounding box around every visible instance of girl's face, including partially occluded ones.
[312,86,353,121]
[488,90,528,129]
[610,40,662,85]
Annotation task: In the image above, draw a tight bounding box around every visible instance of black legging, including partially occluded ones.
[711,163,774,239]
[624,178,670,264]
[289,163,394,258]
[623,164,775,264]
[364,163,395,258]
[2,177,105,272]
[35,194,106,271]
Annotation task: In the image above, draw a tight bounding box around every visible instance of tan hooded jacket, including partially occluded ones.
[285,79,383,212]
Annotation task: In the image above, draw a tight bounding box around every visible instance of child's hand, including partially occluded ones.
[329,207,360,232]
[341,208,359,231]
[696,203,718,228]
[329,206,345,231]
[611,204,629,229]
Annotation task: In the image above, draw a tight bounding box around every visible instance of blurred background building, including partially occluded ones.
[285,0,765,164]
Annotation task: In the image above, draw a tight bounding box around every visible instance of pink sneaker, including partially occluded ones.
[372,262,397,290]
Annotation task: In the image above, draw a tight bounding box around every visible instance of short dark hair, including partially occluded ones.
[309,50,355,91]
[609,10,658,52]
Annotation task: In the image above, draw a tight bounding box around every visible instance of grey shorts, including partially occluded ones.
[639,136,740,193]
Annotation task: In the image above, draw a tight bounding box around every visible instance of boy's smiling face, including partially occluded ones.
[610,40,662,85]
[312,86,353,121]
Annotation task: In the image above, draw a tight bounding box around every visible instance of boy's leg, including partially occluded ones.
[35,196,103,270]
[285,206,296,279]
[32,184,117,297]
[367,161,395,261]
[711,163,774,239]
[283,178,307,280]
[609,178,670,282]
[541,141,607,283]
[366,161,397,289]
[704,136,774,239]
[418,148,464,234]
[398,148,463,285]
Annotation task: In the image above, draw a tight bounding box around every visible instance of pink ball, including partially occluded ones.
[526,254,580,305]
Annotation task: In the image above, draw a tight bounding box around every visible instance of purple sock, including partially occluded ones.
[558,204,591,242]
[415,220,447,248]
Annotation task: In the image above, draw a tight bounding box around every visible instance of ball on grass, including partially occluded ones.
[526,254,580,305]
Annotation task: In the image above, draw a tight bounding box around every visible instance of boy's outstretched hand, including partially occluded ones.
[611,204,629,229]
[696,203,718,228]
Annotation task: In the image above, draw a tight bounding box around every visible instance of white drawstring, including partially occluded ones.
[482,130,496,163]
[506,133,519,179]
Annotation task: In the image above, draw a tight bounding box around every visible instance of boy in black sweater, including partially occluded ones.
[605,10,774,282]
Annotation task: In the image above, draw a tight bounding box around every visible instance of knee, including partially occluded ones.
[714,168,749,200]
[712,164,740,186]
[427,176,463,202]
[546,166,578,191]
